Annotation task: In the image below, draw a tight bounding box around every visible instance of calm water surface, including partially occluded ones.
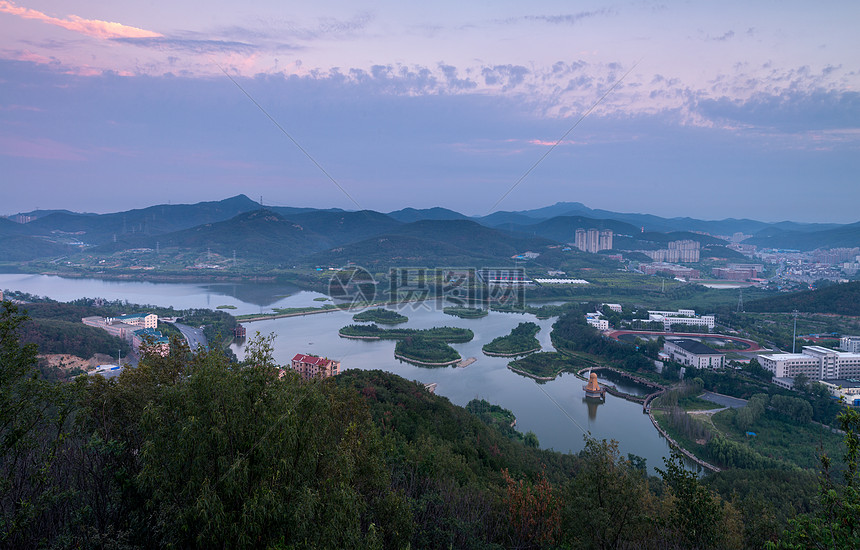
[2,273,684,474]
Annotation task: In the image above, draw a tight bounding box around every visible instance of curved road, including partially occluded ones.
[173,322,209,351]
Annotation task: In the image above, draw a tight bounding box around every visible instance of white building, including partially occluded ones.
[663,339,725,369]
[758,346,860,380]
[840,336,860,353]
[586,313,609,330]
[647,309,715,331]
[601,303,623,313]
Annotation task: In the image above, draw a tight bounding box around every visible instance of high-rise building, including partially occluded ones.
[574,228,613,253]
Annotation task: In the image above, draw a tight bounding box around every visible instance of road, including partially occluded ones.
[700,391,748,409]
[173,322,209,351]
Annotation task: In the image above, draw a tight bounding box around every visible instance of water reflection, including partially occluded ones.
[583,398,603,421]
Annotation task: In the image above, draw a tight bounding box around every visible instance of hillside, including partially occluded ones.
[286,209,403,245]
[746,280,860,315]
[386,207,469,223]
[95,209,333,261]
[744,221,860,251]
[23,194,260,245]
[497,215,640,243]
[307,219,556,268]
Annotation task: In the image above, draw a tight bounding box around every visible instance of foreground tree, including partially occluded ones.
[0,301,80,548]
[769,409,860,549]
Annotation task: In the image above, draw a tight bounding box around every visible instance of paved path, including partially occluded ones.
[700,391,747,409]
[173,322,208,351]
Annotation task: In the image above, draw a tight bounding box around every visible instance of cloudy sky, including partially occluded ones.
[1,1,858,223]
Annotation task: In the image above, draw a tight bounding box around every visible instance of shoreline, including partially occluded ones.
[394,353,460,367]
[482,346,540,358]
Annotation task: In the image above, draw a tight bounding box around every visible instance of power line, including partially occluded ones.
[486,59,642,215]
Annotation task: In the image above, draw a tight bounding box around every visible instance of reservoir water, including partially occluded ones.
[1,273,684,474]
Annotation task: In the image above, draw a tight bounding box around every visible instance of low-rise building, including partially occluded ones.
[133,328,169,356]
[290,353,341,380]
[758,346,860,380]
[114,313,158,329]
[647,309,715,331]
[663,339,725,369]
[818,379,860,406]
[586,313,609,330]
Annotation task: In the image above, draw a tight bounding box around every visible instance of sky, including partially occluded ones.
[1,1,858,223]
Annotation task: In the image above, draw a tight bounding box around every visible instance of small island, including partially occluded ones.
[482,322,541,356]
[507,352,582,380]
[339,324,473,343]
[443,306,489,319]
[216,304,237,310]
[339,324,473,366]
[352,308,408,325]
[395,336,460,366]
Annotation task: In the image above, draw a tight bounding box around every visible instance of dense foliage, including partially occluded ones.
[507,352,582,379]
[482,322,541,355]
[746,280,860,315]
[395,336,460,364]
[352,307,408,324]
[443,306,489,319]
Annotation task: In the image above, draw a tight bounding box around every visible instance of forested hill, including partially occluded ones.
[745,280,860,315]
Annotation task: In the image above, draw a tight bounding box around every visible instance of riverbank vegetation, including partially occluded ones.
[443,306,488,318]
[508,352,583,380]
[483,322,541,356]
[395,336,459,365]
[352,307,408,324]
[3,301,860,549]
[466,399,538,447]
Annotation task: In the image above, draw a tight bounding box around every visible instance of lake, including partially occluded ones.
[1,273,687,474]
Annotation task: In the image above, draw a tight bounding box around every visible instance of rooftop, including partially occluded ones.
[666,338,722,356]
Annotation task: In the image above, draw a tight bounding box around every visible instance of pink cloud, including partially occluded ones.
[0,1,161,40]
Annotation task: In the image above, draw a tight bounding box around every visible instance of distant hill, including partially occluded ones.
[495,215,640,243]
[24,194,261,245]
[96,210,333,261]
[386,207,469,223]
[743,222,860,251]
[746,281,860,315]
[491,202,842,236]
[306,219,555,268]
[286,210,403,246]
[0,235,73,261]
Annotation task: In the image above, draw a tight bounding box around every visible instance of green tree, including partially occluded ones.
[136,342,410,548]
[562,437,652,549]
[0,301,78,547]
[658,451,727,548]
[768,409,860,549]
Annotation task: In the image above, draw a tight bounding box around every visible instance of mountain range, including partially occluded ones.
[2,195,858,264]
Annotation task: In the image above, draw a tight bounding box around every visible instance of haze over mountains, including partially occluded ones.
[2,194,858,264]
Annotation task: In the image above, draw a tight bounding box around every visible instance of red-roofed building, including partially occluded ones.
[290,353,341,380]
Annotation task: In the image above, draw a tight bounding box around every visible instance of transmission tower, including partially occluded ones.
[737,289,744,312]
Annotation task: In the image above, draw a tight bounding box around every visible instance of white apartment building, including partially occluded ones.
[758,345,860,380]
